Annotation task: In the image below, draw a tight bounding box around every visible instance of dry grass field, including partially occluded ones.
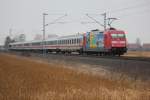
[0,53,150,100]
[124,51,150,58]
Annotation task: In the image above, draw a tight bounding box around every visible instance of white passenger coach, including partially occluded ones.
[9,34,83,53]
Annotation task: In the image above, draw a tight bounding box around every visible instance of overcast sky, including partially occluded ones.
[0,0,150,45]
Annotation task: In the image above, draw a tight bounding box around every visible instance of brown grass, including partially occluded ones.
[124,51,150,58]
[0,53,149,100]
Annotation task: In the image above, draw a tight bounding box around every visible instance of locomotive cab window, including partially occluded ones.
[111,34,125,38]
[118,34,125,38]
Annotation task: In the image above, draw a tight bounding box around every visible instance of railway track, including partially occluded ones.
[15,52,150,63]
[41,52,150,63]
[8,51,150,63]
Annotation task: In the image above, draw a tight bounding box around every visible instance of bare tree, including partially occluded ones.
[4,36,15,50]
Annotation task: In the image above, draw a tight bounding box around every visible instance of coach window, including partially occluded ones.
[77,39,80,44]
[76,39,78,44]
[72,39,73,44]
[79,39,80,44]
[60,40,62,44]
[74,39,76,44]
[72,39,74,44]
[64,40,66,44]
[76,39,77,44]
[74,39,75,44]
[48,41,50,45]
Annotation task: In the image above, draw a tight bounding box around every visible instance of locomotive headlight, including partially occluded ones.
[119,41,126,44]
[112,41,125,44]
[112,41,118,44]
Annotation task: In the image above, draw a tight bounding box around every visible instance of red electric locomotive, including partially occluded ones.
[104,28,127,55]
[82,28,127,56]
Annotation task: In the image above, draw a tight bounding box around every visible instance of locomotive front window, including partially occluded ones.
[111,34,118,38]
[118,34,125,38]
[111,34,125,38]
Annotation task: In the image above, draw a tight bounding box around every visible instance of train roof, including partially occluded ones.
[9,33,83,45]
[58,34,83,39]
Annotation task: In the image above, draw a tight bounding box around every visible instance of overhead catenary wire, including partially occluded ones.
[85,14,104,27]
[116,8,150,19]
[46,14,67,25]
[108,2,150,14]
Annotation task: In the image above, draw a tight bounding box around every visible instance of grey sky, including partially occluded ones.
[0,0,150,45]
